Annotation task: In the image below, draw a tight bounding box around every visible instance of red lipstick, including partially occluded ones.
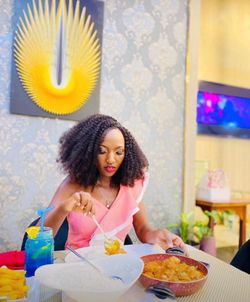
[105,166,116,173]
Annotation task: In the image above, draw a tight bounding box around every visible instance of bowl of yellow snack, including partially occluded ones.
[36,254,144,302]
[0,267,29,301]
[140,254,208,297]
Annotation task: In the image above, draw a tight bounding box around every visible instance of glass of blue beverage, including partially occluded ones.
[25,227,54,277]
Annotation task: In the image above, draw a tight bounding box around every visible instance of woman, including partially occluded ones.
[44,114,187,252]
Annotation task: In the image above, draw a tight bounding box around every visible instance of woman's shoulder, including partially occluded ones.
[122,171,149,190]
[56,176,82,196]
[60,175,77,187]
[119,171,149,204]
[135,170,149,185]
[121,170,149,187]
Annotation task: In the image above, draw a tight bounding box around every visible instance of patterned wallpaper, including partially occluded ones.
[0,0,188,251]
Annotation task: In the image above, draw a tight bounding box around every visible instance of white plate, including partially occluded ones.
[65,243,165,263]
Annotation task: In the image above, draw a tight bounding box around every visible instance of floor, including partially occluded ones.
[214,222,250,263]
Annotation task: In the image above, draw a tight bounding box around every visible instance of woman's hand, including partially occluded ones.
[144,228,189,256]
[60,191,96,216]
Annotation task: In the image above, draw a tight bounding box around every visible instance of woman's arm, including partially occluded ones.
[133,201,188,254]
[43,176,95,236]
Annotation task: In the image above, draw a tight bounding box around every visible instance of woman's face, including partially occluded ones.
[97,128,125,178]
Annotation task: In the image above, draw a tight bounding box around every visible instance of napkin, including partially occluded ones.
[0,250,25,270]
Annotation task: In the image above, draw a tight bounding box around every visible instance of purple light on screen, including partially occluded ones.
[197,92,250,129]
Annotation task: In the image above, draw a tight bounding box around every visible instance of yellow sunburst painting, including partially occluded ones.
[14,0,101,115]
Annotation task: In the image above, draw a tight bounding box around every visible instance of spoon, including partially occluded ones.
[92,215,111,241]
[66,245,124,283]
[92,215,122,253]
[146,283,176,300]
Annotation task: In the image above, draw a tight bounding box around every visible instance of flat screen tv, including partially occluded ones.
[197,81,250,138]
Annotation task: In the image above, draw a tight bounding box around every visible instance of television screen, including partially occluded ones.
[197,82,250,138]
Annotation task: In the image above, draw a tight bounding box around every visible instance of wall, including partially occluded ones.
[196,136,250,195]
[0,0,188,251]
[196,0,250,197]
[199,0,250,88]
[183,0,200,212]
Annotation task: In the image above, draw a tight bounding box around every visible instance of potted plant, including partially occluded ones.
[193,210,219,256]
[168,209,236,256]
[210,209,236,229]
[167,212,199,247]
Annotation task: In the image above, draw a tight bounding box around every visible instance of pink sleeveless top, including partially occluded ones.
[65,172,149,249]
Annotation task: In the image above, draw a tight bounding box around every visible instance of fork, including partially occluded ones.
[66,245,124,283]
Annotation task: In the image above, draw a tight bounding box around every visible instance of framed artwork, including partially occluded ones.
[10,0,104,121]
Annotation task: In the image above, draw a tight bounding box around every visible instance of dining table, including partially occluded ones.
[27,244,250,302]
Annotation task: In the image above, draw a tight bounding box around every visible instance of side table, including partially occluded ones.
[196,199,250,248]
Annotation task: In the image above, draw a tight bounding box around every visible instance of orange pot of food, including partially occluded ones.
[139,253,208,297]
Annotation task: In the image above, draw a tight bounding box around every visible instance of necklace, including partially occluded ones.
[96,185,114,208]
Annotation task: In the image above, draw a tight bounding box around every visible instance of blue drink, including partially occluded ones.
[25,227,54,277]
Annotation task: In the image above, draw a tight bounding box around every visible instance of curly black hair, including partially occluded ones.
[58,114,149,187]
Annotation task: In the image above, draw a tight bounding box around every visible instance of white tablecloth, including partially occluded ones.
[28,244,250,302]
